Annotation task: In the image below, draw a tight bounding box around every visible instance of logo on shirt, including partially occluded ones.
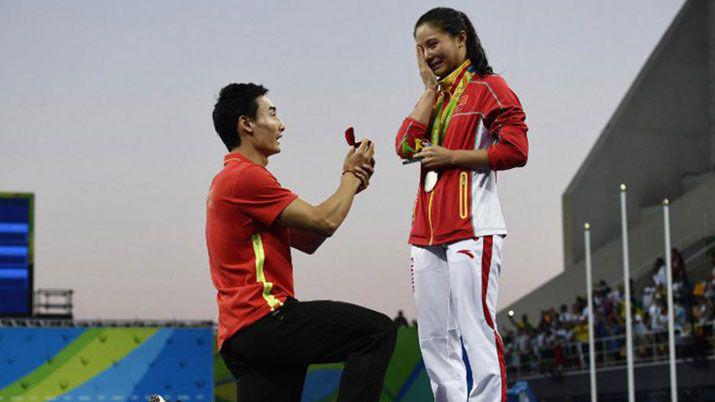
[455,95,470,113]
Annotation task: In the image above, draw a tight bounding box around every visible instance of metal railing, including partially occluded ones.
[507,320,715,381]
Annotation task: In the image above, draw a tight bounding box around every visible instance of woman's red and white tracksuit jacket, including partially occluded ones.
[395,64,528,402]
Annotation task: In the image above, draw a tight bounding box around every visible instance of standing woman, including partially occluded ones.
[395,7,529,402]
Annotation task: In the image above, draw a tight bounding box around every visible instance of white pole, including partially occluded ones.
[584,223,597,402]
[663,199,678,402]
[619,184,635,402]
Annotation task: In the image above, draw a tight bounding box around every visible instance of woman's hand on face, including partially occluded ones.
[416,46,438,91]
[413,143,455,170]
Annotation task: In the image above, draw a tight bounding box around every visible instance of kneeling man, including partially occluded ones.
[206,83,396,402]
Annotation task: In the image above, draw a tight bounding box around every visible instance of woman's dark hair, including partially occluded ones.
[414,7,493,76]
[212,83,268,151]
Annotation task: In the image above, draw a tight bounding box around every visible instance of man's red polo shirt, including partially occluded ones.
[206,152,298,350]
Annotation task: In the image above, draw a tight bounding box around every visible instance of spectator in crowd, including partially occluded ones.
[393,310,409,328]
[704,262,715,301]
[674,298,687,333]
[672,248,685,281]
[642,284,656,312]
[652,257,667,287]
[508,313,533,332]
[504,248,715,378]
[558,304,572,324]
[503,331,519,373]
[632,312,648,357]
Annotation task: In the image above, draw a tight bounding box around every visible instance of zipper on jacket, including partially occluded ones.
[459,171,469,219]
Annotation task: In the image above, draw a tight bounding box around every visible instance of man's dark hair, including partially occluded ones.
[212,83,269,151]
[414,7,493,77]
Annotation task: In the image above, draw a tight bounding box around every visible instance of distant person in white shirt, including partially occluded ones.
[652,257,667,287]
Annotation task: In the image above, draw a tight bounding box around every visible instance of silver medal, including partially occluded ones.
[424,170,438,192]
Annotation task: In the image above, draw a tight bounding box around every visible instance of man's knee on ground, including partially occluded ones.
[373,312,398,349]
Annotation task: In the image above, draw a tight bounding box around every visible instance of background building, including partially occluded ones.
[498,0,715,330]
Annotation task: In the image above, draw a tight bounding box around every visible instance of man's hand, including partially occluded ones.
[413,143,454,170]
[349,164,374,193]
[277,138,376,246]
[343,138,375,193]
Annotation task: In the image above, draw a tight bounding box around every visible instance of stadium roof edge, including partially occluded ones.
[563,0,693,195]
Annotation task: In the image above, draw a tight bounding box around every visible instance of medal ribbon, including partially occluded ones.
[430,61,473,146]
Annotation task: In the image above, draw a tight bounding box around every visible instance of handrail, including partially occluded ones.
[612,233,713,289]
